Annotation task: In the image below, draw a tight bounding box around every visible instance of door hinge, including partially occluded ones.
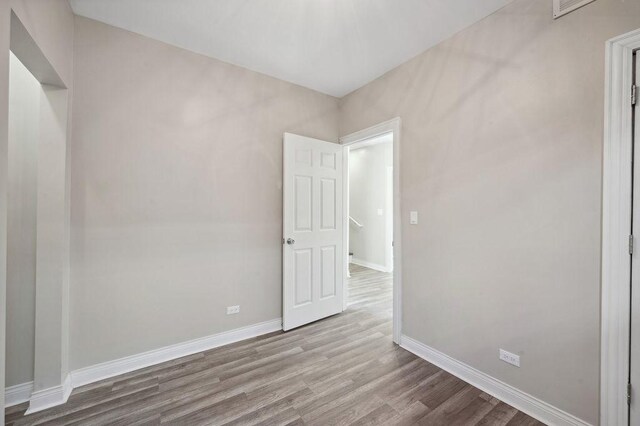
[630,235,634,255]
[628,382,632,405]
[633,84,637,106]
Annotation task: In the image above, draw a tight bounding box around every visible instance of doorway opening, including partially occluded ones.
[280,119,400,340]
[341,118,401,344]
[343,134,393,335]
[601,28,640,426]
[4,11,71,413]
[6,49,41,410]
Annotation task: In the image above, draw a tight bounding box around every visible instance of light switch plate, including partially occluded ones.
[377,209,383,216]
[410,211,418,225]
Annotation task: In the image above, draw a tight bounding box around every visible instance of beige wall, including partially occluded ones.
[1,0,74,414]
[5,52,70,392]
[34,83,71,392]
[339,0,640,423]
[69,17,340,370]
[1,6,10,414]
[6,52,40,388]
[349,143,393,269]
[9,1,74,88]
[3,0,640,422]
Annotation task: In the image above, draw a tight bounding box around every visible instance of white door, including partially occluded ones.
[283,133,344,331]
[632,52,640,426]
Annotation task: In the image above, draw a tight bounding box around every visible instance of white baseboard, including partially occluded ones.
[70,318,283,389]
[5,381,33,407]
[25,374,72,414]
[7,319,281,414]
[400,335,592,426]
[350,258,391,273]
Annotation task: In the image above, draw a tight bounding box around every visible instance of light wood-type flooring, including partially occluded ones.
[5,264,544,425]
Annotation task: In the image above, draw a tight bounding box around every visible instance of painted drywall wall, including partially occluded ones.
[34,83,71,392]
[0,5,8,415]
[349,143,393,270]
[9,1,74,88]
[6,51,70,393]
[339,0,640,423]
[0,0,74,414]
[70,17,340,370]
[6,52,40,388]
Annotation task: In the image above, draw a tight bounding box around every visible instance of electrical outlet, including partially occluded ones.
[226,305,240,315]
[499,349,520,367]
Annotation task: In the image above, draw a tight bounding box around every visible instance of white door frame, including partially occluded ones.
[340,117,401,344]
[601,27,640,426]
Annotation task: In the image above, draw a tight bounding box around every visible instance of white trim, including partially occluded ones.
[343,147,351,306]
[26,375,72,414]
[17,319,281,413]
[341,117,402,344]
[4,381,33,407]
[601,27,640,426]
[401,335,592,426]
[385,166,394,273]
[350,258,390,273]
[71,318,282,389]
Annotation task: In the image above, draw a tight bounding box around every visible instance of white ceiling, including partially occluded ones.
[69,0,511,97]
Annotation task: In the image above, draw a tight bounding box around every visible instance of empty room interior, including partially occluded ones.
[3,0,640,425]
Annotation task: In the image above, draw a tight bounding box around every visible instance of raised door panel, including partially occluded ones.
[294,175,312,232]
[320,178,336,230]
[320,152,336,170]
[294,249,313,306]
[320,246,336,299]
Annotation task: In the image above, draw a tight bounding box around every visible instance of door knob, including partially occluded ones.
[286,238,295,245]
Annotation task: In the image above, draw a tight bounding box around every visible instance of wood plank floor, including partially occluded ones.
[5,265,544,425]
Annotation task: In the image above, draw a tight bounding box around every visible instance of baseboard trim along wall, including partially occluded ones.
[400,335,592,426]
[5,318,282,413]
[5,381,34,407]
[350,258,391,273]
[70,318,283,389]
[25,375,73,414]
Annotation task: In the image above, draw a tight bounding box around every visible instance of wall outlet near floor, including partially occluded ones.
[226,305,240,315]
[499,349,520,367]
